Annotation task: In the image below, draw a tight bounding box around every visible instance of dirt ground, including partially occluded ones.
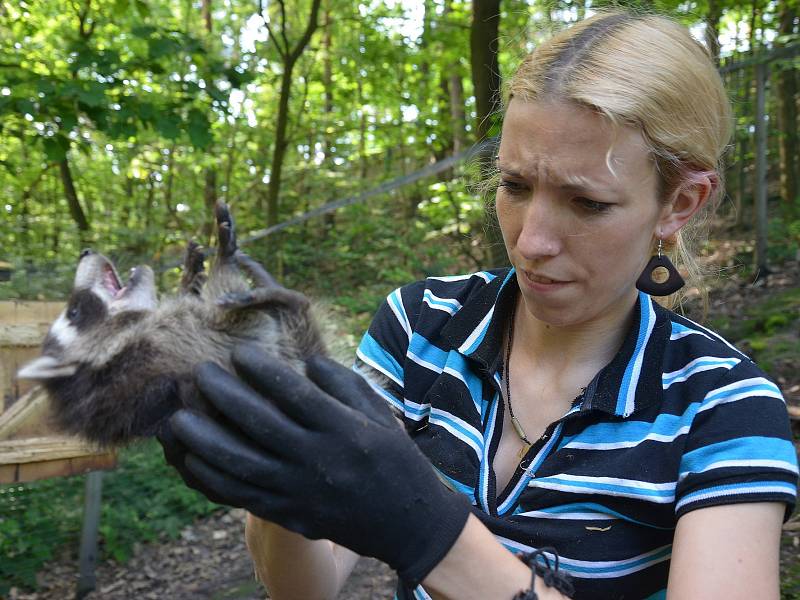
[7,509,397,600]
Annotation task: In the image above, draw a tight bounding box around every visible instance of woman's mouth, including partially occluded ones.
[519,269,571,291]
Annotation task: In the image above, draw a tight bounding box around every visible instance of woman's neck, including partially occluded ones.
[511,289,638,376]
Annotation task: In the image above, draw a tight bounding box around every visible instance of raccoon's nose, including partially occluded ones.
[80,248,94,259]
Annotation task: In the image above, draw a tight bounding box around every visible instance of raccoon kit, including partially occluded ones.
[17,202,325,447]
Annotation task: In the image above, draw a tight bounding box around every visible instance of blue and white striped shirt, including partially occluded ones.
[355,268,798,600]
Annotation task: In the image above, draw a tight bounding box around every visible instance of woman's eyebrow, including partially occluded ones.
[496,162,612,192]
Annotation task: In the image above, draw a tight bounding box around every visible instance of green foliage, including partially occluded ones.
[783,538,800,600]
[707,287,800,374]
[0,441,220,594]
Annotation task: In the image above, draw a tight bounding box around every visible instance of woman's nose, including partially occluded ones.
[515,197,562,259]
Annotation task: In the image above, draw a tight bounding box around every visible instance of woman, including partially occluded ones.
[160,11,798,599]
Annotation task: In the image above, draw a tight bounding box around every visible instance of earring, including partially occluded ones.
[635,239,685,296]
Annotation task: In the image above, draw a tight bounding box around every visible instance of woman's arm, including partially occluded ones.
[244,513,360,600]
[667,502,784,599]
[245,511,571,600]
[423,514,570,600]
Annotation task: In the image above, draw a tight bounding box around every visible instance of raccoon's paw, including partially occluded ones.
[217,288,310,312]
[181,241,207,296]
[215,201,237,258]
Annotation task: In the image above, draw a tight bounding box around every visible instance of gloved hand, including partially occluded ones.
[158,344,472,587]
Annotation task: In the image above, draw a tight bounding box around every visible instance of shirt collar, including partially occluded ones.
[440,267,670,417]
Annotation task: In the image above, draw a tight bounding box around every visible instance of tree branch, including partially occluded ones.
[258,0,287,57]
[277,0,290,54]
[288,0,322,63]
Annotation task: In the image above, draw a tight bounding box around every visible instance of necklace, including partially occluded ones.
[504,300,533,460]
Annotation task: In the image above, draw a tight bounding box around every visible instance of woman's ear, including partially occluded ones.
[657,174,715,239]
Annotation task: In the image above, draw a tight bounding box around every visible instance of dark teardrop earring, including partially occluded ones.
[636,239,685,296]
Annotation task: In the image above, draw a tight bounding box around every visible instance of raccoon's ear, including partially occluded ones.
[17,356,78,380]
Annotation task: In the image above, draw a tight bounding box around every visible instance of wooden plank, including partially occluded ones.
[0,453,117,485]
[0,437,104,465]
[0,300,64,324]
[0,385,52,439]
[1,345,41,406]
[0,323,52,346]
[0,301,65,408]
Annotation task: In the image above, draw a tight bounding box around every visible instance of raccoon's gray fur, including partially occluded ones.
[16,202,325,447]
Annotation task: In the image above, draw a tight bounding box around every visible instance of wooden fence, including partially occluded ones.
[0,301,116,484]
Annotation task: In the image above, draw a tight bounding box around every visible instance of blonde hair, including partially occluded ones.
[504,11,732,312]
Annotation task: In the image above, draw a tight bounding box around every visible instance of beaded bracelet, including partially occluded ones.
[512,548,575,600]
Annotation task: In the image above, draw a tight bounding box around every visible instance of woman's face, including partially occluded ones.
[496,99,666,328]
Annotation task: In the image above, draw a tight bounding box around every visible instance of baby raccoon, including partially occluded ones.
[17,202,325,447]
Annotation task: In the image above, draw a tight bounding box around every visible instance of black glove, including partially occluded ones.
[158,344,472,587]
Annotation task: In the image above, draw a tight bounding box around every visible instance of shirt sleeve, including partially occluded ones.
[674,360,799,521]
[353,280,426,427]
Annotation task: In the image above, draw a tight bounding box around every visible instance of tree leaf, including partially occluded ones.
[42,135,70,162]
[155,113,181,139]
[149,36,181,59]
[186,108,212,149]
[76,82,107,108]
[134,0,151,18]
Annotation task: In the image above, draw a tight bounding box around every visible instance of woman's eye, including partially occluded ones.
[498,180,527,194]
[576,197,612,213]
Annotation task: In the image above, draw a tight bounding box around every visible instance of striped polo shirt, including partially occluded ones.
[354,267,798,600]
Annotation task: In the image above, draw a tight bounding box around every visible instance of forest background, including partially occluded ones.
[1,0,797,316]
[1,0,799,597]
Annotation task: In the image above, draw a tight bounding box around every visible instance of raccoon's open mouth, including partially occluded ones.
[102,263,150,301]
[102,263,124,298]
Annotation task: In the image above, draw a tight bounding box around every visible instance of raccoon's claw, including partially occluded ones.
[215,202,237,259]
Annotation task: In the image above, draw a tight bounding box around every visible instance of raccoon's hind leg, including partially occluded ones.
[180,241,207,296]
[217,285,310,312]
[213,201,325,357]
[214,201,276,286]
[215,202,284,298]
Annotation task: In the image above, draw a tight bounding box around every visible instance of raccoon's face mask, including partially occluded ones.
[17,250,157,381]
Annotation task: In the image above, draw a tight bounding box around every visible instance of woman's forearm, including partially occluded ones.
[244,512,360,600]
[423,514,570,600]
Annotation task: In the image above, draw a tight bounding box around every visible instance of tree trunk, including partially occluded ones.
[59,158,89,232]
[203,167,217,243]
[357,76,368,179]
[444,1,466,156]
[471,0,506,268]
[775,4,798,217]
[321,4,335,232]
[704,0,722,64]
[263,0,323,227]
[754,62,769,278]
[470,0,502,141]
[266,64,294,227]
[202,0,212,33]
[449,73,467,154]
